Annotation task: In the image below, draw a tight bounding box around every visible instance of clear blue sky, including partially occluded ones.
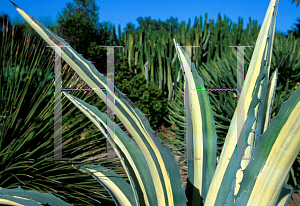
[1,0,300,38]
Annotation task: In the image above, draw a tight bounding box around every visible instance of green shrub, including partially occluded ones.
[113,56,170,130]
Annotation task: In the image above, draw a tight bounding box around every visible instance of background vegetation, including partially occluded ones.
[1,0,300,204]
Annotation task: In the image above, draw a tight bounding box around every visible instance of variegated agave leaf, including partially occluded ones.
[8,0,300,206]
[173,0,300,205]
[9,0,186,205]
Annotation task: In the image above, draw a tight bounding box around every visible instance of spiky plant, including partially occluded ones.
[164,30,300,187]
[3,0,300,205]
[0,18,125,206]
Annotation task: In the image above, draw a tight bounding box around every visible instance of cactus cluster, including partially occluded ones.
[111,13,262,102]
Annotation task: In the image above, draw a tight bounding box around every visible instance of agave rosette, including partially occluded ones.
[4,0,300,205]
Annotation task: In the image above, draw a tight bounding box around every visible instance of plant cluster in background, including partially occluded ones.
[1,0,300,204]
[45,0,116,75]
[7,0,300,204]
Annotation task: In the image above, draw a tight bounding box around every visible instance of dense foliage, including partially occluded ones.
[46,0,115,74]
[2,0,300,203]
[0,17,122,205]
[113,55,171,130]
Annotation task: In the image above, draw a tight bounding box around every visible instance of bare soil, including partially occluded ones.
[288,194,300,206]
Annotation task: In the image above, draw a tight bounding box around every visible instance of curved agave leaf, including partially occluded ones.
[73,164,138,206]
[9,1,186,205]
[234,85,300,205]
[64,91,157,206]
[174,0,300,205]
[234,66,278,203]
[204,0,280,204]
[1,15,122,205]
[0,187,71,205]
[173,38,218,205]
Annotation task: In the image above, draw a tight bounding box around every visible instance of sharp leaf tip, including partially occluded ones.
[8,0,20,9]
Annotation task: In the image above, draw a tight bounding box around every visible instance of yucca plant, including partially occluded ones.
[3,0,300,205]
[0,12,127,205]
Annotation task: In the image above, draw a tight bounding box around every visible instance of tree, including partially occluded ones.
[121,16,180,40]
[50,0,114,74]
[136,16,160,31]
[165,16,180,33]
[135,16,179,33]
[124,22,136,33]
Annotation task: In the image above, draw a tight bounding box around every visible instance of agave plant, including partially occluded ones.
[3,0,300,205]
[164,33,300,187]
